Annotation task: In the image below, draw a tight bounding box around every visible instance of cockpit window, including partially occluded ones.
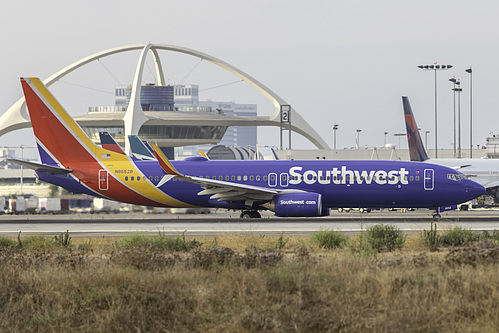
[447,173,466,181]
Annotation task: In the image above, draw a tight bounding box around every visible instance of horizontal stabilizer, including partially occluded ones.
[156,175,175,188]
[8,159,73,175]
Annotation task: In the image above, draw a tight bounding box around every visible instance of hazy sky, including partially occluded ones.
[2,0,499,158]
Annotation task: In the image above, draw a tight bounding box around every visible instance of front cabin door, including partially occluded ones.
[424,169,434,190]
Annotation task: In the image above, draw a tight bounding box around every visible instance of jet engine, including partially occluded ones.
[267,192,326,217]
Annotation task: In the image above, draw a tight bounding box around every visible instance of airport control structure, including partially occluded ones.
[0,43,330,159]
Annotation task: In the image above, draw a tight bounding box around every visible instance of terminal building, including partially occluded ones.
[81,82,257,159]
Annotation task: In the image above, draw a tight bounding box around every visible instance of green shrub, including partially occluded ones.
[0,236,15,248]
[439,226,480,246]
[77,241,93,252]
[54,230,72,248]
[422,220,440,251]
[489,230,499,242]
[119,231,201,252]
[311,228,347,250]
[365,223,405,252]
[275,232,289,250]
[21,235,55,250]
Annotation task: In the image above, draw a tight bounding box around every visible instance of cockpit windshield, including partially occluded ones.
[447,173,467,181]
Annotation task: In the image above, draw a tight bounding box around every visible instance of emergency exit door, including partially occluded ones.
[424,169,434,190]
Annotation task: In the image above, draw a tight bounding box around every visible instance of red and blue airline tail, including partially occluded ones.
[21,77,105,166]
[402,96,429,162]
[20,77,189,207]
[99,132,125,155]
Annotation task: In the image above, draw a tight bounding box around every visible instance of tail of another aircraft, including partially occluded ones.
[402,96,429,162]
[99,132,125,155]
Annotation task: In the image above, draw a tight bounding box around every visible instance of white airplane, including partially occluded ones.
[403,96,499,203]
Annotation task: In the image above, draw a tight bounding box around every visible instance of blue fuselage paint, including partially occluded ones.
[38,159,485,210]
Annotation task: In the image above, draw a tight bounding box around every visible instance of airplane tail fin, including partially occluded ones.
[402,96,429,161]
[128,135,155,160]
[99,132,125,155]
[271,147,280,160]
[20,77,103,165]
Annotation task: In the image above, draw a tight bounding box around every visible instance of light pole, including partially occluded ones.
[453,82,463,158]
[333,123,338,150]
[20,144,24,195]
[384,131,388,146]
[449,77,457,156]
[466,67,473,157]
[418,63,453,158]
[393,133,407,150]
[356,129,362,149]
[425,130,430,149]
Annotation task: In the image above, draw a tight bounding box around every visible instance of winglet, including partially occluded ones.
[150,143,183,177]
[197,150,209,159]
[402,96,429,161]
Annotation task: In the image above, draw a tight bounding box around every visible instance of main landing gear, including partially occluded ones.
[240,210,262,218]
[432,212,441,219]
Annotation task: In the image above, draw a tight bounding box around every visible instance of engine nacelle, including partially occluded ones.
[269,192,323,217]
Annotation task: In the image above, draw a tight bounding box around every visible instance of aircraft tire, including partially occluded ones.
[250,211,262,218]
[240,211,252,218]
[240,210,261,218]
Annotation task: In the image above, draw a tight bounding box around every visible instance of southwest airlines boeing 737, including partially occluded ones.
[403,96,499,204]
[9,78,484,218]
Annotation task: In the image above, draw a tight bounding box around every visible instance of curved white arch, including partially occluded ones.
[123,44,151,154]
[0,44,330,149]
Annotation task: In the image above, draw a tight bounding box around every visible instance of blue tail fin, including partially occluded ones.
[128,135,155,160]
[402,96,429,161]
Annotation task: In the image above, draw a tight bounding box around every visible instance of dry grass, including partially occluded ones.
[0,233,498,332]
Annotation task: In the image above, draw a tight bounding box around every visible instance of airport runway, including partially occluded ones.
[1,210,499,237]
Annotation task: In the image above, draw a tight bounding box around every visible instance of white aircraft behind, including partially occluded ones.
[403,96,499,203]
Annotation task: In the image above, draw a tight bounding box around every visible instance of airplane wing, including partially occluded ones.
[184,176,282,202]
[471,179,499,190]
[148,143,299,204]
[451,164,472,170]
[8,159,73,175]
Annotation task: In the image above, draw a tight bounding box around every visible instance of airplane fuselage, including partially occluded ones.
[17,78,486,218]
[37,159,484,211]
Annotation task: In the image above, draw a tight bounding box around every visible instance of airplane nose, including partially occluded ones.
[466,180,485,199]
